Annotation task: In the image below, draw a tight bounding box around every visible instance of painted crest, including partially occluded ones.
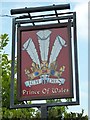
[22,30,67,87]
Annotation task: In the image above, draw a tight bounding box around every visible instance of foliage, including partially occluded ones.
[0,34,9,52]
[64,109,88,120]
[47,100,88,120]
[47,99,68,119]
[0,34,36,120]
[2,53,11,108]
[2,107,36,120]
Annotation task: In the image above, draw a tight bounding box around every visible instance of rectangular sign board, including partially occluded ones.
[17,23,73,101]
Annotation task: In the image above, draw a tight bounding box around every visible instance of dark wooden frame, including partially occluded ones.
[17,22,74,101]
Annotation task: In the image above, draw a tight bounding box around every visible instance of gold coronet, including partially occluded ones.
[25,61,65,80]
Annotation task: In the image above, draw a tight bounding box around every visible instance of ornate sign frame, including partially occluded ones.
[10,4,79,110]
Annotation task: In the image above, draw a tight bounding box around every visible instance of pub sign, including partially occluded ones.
[17,23,73,101]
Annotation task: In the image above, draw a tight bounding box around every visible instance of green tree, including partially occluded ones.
[0,34,36,120]
[64,109,88,120]
[47,99,68,119]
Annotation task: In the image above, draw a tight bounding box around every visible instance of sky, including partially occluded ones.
[0,0,88,117]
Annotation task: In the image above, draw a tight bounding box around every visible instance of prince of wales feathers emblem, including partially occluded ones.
[22,30,67,87]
